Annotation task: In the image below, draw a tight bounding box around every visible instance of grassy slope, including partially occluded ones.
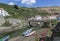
[0,3,50,19]
[0,3,14,12]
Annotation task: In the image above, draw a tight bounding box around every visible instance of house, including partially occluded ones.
[34,15,42,21]
[48,15,57,20]
[42,16,49,21]
[28,15,43,27]
[28,15,42,21]
[0,8,10,17]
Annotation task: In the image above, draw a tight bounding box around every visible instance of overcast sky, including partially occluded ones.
[0,0,60,7]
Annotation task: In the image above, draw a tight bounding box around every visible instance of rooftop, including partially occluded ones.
[0,8,4,10]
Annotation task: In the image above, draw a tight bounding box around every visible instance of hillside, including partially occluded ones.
[0,3,51,19]
[0,4,34,19]
[0,3,15,12]
[0,3,26,19]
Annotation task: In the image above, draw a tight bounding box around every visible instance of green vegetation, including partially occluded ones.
[0,27,28,38]
[51,20,57,26]
[1,21,12,27]
[0,38,3,41]
[42,21,50,28]
[0,27,35,38]
[44,37,51,41]
[42,20,57,28]
[1,16,12,27]
[0,3,50,20]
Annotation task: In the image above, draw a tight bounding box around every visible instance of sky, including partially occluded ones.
[0,0,60,7]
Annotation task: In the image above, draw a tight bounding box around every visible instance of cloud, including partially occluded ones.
[21,0,36,5]
[14,0,21,1]
[8,2,15,5]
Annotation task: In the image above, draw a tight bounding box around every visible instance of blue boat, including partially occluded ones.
[3,35,10,41]
[22,29,32,36]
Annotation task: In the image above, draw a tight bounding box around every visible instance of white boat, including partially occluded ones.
[25,31,36,37]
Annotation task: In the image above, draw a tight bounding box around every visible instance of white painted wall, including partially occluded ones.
[0,9,10,17]
[35,16,42,20]
[48,16,57,20]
